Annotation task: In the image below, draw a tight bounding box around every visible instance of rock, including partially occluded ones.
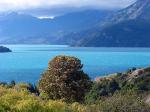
[0,46,12,52]
[145,95,150,105]
[128,67,150,78]
[95,73,118,82]
[95,67,150,83]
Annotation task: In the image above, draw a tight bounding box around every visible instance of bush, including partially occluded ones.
[123,72,150,91]
[85,78,119,104]
[98,91,150,112]
[39,55,91,102]
[0,85,95,112]
[85,70,150,104]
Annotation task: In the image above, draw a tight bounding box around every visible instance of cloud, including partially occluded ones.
[0,0,136,12]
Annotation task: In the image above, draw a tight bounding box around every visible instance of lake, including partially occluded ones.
[0,45,150,83]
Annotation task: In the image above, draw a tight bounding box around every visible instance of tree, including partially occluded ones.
[38,55,91,102]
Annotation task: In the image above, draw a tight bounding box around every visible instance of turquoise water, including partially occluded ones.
[0,45,150,83]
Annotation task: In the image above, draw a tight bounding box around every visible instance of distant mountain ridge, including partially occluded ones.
[110,0,150,22]
[0,0,149,47]
[75,0,150,47]
[0,10,111,44]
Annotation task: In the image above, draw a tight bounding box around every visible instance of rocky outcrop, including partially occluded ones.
[95,67,150,82]
[128,67,150,78]
[0,46,12,52]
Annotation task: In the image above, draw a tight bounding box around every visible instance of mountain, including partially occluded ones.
[0,12,53,44]
[110,0,150,22]
[0,10,112,44]
[75,0,150,47]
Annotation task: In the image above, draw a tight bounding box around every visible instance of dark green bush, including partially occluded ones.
[123,72,150,91]
[85,79,119,104]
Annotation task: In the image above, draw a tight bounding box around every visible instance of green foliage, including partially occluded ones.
[3,86,148,112]
[85,78,119,104]
[0,55,150,112]
[0,86,94,112]
[85,69,150,104]
[98,91,150,112]
[124,72,150,91]
[10,80,16,87]
[39,56,92,102]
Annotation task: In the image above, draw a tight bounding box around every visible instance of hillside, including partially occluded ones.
[0,65,150,112]
[0,10,111,44]
[77,19,150,47]
[75,0,150,47]
[110,0,150,22]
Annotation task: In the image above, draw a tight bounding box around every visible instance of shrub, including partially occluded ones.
[85,79,119,104]
[98,91,150,112]
[0,86,74,112]
[39,55,91,102]
[15,83,31,93]
[123,72,150,91]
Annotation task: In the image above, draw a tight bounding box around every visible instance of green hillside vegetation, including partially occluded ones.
[0,56,150,112]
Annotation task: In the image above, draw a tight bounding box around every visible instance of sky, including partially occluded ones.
[0,0,136,17]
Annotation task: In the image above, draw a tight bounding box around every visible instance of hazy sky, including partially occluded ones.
[0,0,136,17]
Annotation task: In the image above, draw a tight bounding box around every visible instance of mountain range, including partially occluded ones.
[0,10,111,44]
[74,0,150,47]
[0,0,149,47]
